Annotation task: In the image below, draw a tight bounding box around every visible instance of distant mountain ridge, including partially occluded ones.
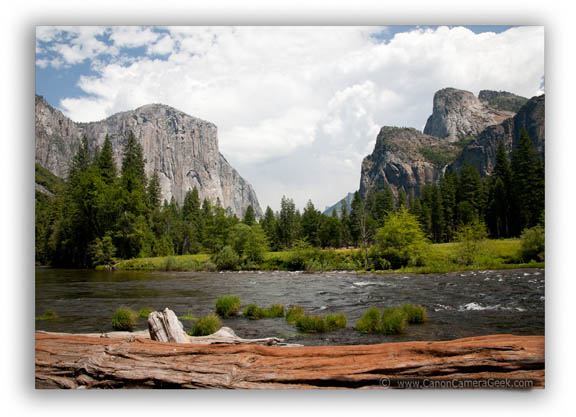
[35,95,262,218]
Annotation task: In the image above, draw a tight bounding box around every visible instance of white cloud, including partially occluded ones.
[109,26,159,49]
[36,26,545,211]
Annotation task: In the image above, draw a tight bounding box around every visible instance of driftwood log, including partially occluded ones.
[147,308,189,343]
[35,333,544,389]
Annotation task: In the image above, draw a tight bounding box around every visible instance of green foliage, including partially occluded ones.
[419,145,460,167]
[379,308,408,334]
[242,303,285,320]
[137,308,154,318]
[453,220,488,265]
[400,304,427,324]
[35,310,58,320]
[519,225,545,262]
[112,307,137,331]
[295,315,327,333]
[265,304,285,318]
[211,245,240,270]
[354,306,413,334]
[88,234,116,267]
[243,304,266,320]
[325,313,347,331]
[286,306,306,324]
[215,295,242,318]
[189,313,222,336]
[354,307,381,334]
[373,208,429,269]
[243,205,256,226]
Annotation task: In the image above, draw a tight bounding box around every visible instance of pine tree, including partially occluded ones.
[243,205,256,226]
[510,129,544,234]
[260,206,278,250]
[121,131,147,193]
[97,134,118,184]
[301,200,321,246]
[147,171,162,211]
[277,196,297,249]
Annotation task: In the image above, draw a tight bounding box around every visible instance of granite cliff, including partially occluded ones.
[357,88,542,201]
[448,94,544,175]
[423,88,524,142]
[35,95,262,218]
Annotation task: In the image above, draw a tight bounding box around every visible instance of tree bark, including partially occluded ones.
[35,333,544,389]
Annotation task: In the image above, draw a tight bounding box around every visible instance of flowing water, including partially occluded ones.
[35,267,544,346]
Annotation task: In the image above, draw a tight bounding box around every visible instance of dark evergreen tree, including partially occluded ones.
[243,205,256,226]
[300,200,321,246]
[277,196,298,249]
[510,129,545,234]
[97,134,117,184]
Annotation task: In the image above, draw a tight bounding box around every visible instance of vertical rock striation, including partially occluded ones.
[423,88,519,142]
[35,95,262,218]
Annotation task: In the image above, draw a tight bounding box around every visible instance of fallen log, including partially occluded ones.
[35,333,544,389]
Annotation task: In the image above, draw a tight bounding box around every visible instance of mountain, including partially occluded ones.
[448,94,544,175]
[359,127,462,199]
[323,192,355,216]
[35,95,262,218]
[423,88,523,142]
[359,88,543,199]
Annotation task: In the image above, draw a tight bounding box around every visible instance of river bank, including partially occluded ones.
[104,239,543,274]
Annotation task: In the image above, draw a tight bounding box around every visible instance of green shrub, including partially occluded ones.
[137,308,154,318]
[400,304,427,324]
[380,308,408,334]
[354,307,381,334]
[373,208,429,269]
[211,245,240,270]
[286,305,306,324]
[112,307,137,331]
[295,315,327,333]
[325,313,347,331]
[35,310,58,320]
[518,225,545,262]
[189,313,222,336]
[215,295,242,318]
[453,221,488,265]
[243,304,266,320]
[264,304,285,318]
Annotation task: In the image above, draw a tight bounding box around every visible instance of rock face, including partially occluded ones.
[423,88,519,142]
[448,94,544,176]
[358,89,543,199]
[35,95,262,218]
[35,332,544,389]
[359,127,461,198]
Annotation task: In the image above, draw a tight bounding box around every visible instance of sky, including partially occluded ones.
[35,25,545,212]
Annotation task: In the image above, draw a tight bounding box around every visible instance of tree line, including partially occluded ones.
[35,129,544,268]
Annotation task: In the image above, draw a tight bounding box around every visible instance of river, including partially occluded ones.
[35,267,544,346]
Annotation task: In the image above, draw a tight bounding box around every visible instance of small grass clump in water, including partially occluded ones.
[400,304,427,324]
[243,303,285,319]
[112,307,137,331]
[380,308,408,335]
[215,295,242,318]
[243,304,266,320]
[189,313,222,336]
[354,307,381,334]
[295,315,327,333]
[294,313,347,333]
[264,304,285,318]
[285,305,306,324]
[35,310,58,320]
[325,313,347,331]
[137,308,154,318]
